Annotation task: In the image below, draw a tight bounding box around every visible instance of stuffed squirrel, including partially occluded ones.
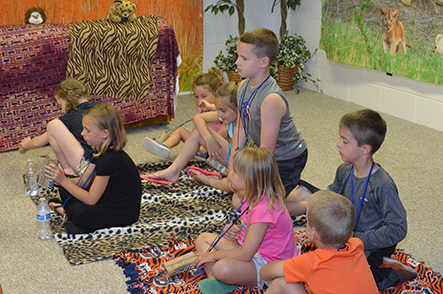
[106,0,137,23]
[25,7,47,25]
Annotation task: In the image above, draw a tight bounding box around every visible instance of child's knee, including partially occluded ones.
[195,232,214,251]
[212,259,233,281]
[46,118,63,133]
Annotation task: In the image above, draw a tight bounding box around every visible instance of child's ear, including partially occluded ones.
[361,144,372,155]
[102,129,110,139]
[260,56,270,68]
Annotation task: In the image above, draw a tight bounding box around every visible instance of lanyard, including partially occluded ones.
[208,199,249,252]
[350,162,375,229]
[239,75,270,135]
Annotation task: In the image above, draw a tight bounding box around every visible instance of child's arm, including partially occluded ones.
[193,111,224,161]
[260,260,286,281]
[259,93,287,152]
[45,163,109,205]
[194,222,269,266]
[20,132,49,150]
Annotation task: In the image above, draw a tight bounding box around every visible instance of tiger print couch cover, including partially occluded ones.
[0,16,179,153]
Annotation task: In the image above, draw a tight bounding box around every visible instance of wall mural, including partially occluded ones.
[320,0,443,86]
[0,0,203,92]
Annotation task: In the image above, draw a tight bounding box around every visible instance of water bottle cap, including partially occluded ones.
[39,197,46,201]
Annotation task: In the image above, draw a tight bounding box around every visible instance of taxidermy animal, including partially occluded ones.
[106,0,137,23]
[25,7,47,25]
[381,7,407,56]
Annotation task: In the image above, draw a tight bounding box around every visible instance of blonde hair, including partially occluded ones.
[84,104,126,157]
[215,82,238,111]
[54,78,91,112]
[232,148,285,210]
[192,67,225,94]
[307,190,355,248]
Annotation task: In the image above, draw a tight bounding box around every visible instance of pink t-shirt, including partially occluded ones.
[237,195,297,262]
[198,108,221,132]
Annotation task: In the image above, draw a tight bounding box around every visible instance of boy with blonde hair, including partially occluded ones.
[260,190,379,294]
[231,27,308,198]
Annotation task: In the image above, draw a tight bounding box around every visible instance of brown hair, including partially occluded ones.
[192,67,225,94]
[307,190,355,248]
[239,28,279,63]
[54,79,91,112]
[215,82,238,111]
[84,104,126,157]
[232,148,285,211]
[339,109,387,154]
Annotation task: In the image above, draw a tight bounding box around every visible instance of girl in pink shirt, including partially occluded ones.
[194,148,297,294]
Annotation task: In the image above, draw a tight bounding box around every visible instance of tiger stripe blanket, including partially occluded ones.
[67,15,159,103]
[114,232,443,294]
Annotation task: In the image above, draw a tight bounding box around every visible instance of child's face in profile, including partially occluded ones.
[81,116,109,148]
[337,126,364,163]
[215,98,237,125]
[235,41,263,79]
[194,85,216,112]
[227,168,245,195]
[55,95,67,113]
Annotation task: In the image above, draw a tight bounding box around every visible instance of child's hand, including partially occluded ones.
[222,224,240,241]
[44,163,66,185]
[206,139,224,163]
[199,100,217,112]
[20,137,31,149]
[194,252,216,268]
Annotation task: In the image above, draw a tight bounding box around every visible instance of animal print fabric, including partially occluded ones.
[67,15,159,103]
[33,161,232,265]
[114,232,443,294]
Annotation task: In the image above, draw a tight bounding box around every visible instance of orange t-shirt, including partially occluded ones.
[283,238,378,294]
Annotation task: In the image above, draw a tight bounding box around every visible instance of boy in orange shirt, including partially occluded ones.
[260,190,379,294]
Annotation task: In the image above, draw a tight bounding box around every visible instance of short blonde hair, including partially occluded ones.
[84,104,126,157]
[232,148,285,210]
[307,190,355,248]
[54,78,91,112]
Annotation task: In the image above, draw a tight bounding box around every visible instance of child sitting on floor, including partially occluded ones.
[143,82,238,187]
[260,190,379,294]
[20,78,101,176]
[194,148,297,294]
[287,109,416,289]
[143,67,224,159]
[45,104,142,234]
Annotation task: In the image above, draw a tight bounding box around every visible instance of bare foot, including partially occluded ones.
[144,168,180,183]
[49,202,65,217]
[188,169,220,184]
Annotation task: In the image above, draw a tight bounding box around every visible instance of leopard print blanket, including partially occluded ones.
[32,161,306,265]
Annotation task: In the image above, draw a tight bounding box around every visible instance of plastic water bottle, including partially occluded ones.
[206,159,228,176]
[24,159,39,196]
[36,197,53,240]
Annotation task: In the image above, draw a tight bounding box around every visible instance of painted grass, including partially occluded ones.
[320,11,443,86]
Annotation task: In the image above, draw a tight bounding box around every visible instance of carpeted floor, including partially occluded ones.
[1,88,442,293]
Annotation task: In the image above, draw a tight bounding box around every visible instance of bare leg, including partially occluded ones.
[46,119,84,175]
[266,277,307,294]
[285,185,313,216]
[146,129,205,182]
[162,127,190,149]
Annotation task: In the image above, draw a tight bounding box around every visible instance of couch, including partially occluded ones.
[0,15,179,153]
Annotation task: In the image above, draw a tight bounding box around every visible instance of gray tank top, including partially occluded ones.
[238,76,306,160]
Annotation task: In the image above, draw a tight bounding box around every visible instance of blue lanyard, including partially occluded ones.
[208,199,249,252]
[239,75,270,135]
[350,162,375,228]
[63,155,98,209]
